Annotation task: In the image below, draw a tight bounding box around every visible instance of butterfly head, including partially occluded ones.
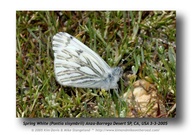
[103,67,123,90]
[112,67,123,77]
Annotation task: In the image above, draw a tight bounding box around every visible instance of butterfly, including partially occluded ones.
[52,32,123,90]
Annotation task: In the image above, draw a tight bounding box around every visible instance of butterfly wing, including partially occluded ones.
[52,32,113,89]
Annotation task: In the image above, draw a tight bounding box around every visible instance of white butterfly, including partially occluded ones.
[52,32,123,90]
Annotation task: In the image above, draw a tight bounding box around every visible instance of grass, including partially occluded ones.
[16,11,176,118]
